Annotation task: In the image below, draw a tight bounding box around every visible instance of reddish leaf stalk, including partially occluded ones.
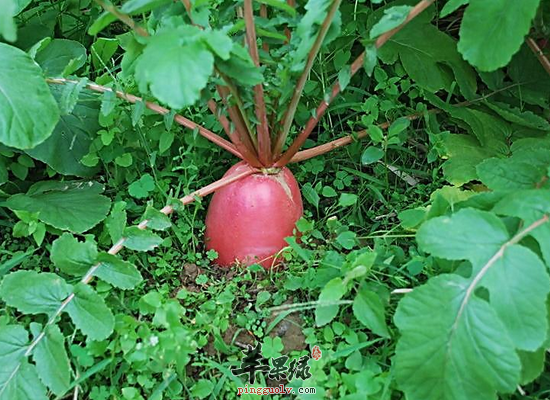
[276,0,435,166]
[526,37,550,77]
[260,4,270,51]
[217,86,263,167]
[244,0,272,165]
[284,0,296,42]
[273,0,343,158]
[46,78,242,159]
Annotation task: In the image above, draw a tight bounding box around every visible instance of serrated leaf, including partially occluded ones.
[0,325,28,364]
[6,181,111,234]
[202,30,233,60]
[65,283,114,341]
[485,101,550,131]
[480,245,550,351]
[315,277,347,326]
[0,361,47,400]
[215,43,263,86]
[353,286,389,338]
[51,233,98,276]
[0,43,60,149]
[135,26,214,108]
[94,253,142,290]
[128,174,155,199]
[142,206,171,230]
[35,39,87,77]
[123,227,163,251]
[457,0,540,71]
[106,201,127,244]
[57,78,89,115]
[477,157,543,191]
[395,274,521,400]
[0,271,71,316]
[33,324,70,396]
[417,208,509,264]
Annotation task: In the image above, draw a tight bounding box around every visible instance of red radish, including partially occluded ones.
[205,161,303,268]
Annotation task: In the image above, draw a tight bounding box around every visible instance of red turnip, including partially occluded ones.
[205,161,303,268]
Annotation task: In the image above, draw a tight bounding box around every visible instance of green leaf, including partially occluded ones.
[336,230,357,250]
[338,65,351,91]
[485,101,550,131]
[106,201,127,244]
[135,26,214,108]
[6,181,111,234]
[440,0,468,17]
[65,283,114,341]
[94,253,143,290]
[518,349,546,385]
[202,30,233,60]
[123,227,163,251]
[321,186,337,197]
[35,39,87,76]
[480,245,550,351]
[91,38,118,69]
[115,153,133,167]
[255,0,296,16]
[190,380,214,399]
[379,21,477,98]
[369,5,411,38]
[477,157,543,191]
[128,174,155,199]
[0,325,28,364]
[51,233,98,277]
[457,0,540,71]
[353,286,389,338]
[417,208,509,264]
[363,44,377,77]
[302,182,320,208]
[395,274,521,400]
[33,324,70,396]
[215,44,263,86]
[0,271,71,316]
[142,206,171,230]
[0,0,17,42]
[0,361,47,400]
[0,43,60,149]
[361,146,384,165]
[315,277,347,326]
[338,193,357,207]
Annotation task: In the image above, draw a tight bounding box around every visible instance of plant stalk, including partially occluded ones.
[93,0,149,37]
[244,0,272,165]
[272,0,343,158]
[275,0,435,166]
[46,78,243,159]
[526,37,550,77]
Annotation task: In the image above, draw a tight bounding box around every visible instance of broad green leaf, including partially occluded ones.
[481,245,550,351]
[457,0,540,71]
[338,65,351,91]
[128,174,155,199]
[135,26,214,108]
[379,20,476,98]
[33,324,70,396]
[94,253,143,290]
[202,30,233,60]
[361,146,384,165]
[13,0,32,14]
[216,44,263,86]
[440,0,468,17]
[0,43,60,149]
[91,38,118,69]
[255,0,296,16]
[0,361,47,400]
[477,158,544,191]
[6,181,111,234]
[142,206,172,231]
[315,277,347,326]
[363,44,377,77]
[518,349,546,385]
[65,283,114,341]
[51,233,98,276]
[0,0,16,42]
[0,325,28,364]
[26,86,100,177]
[123,227,163,251]
[353,287,389,338]
[106,201,127,244]
[338,193,357,207]
[0,271,71,316]
[493,190,550,265]
[417,208,508,265]
[35,39,87,76]
[336,231,357,250]
[301,183,320,208]
[395,274,521,400]
[369,5,411,38]
[485,101,550,131]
